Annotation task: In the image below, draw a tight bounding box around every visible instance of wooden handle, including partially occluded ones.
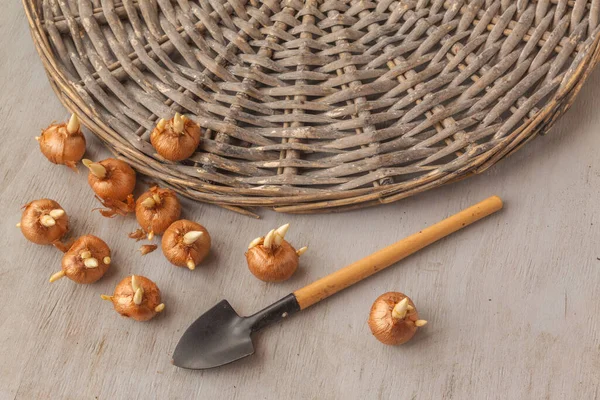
[293,196,503,310]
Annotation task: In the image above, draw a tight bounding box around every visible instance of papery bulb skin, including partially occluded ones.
[135,187,181,238]
[20,199,69,245]
[246,241,299,282]
[161,220,211,270]
[245,224,307,282]
[150,114,201,161]
[83,158,136,217]
[86,158,136,201]
[38,114,86,171]
[368,292,426,345]
[103,275,164,322]
[54,235,111,284]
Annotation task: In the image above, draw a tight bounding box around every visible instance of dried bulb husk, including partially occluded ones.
[20,199,69,245]
[368,292,426,345]
[38,114,86,171]
[128,229,146,241]
[50,235,111,284]
[84,158,136,217]
[245,223,304,282]
[135,187,181,239]
[150,114,201,161]
[102,275,164,321]
[246,241,299,282]
[139,244,158,255]
[161,220,211,270]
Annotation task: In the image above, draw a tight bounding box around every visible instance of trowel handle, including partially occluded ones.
[293,196,503,310]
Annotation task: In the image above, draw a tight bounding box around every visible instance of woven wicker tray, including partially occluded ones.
[24,0,600,214]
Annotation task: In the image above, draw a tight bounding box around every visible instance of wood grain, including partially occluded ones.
[294,196,503,309]
[3,2,600,399]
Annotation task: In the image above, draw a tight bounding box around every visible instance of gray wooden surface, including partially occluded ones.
[2,3,600,399]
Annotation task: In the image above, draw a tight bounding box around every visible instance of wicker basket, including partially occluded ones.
[23,0,600,215]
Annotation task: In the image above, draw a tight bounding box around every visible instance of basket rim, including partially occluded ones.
[22,0,600,214]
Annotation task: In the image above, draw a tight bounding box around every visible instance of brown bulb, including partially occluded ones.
[368,292,427,345]
[101,275,164,322]
[161,220,211,270]
[135,186,181,240]
[83,158,136,217]
[150,113,201,161]
[245,224,308,282]
[37,114,86,171]
[49,235,111,284]
[19,199,69,245]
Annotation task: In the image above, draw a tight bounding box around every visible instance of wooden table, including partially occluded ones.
[3,3,600,399]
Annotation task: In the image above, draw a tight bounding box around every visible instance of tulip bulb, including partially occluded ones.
[101,275,164,321]
[245,223,306,282]
[135,186,181,240]
[83,158,136,217]
[19,199,69,246]
[150,113,201,161]
[37,113,86,171]
[161,220,211,270]
[368,292,427,345]
[49,235,111,284]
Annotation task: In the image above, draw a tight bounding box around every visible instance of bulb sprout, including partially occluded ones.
[263,229,276,249]
[49,209,65,219]
[273,223,290,246]
[100,294,113,301]
[186,259,196,270]
[84,258,99,268]
[415,320,427,327]
[131,275,140,292]
[66,113,80,134]
[40,215,56,227]
[89,164,107,179]
[80,251,92,259]
[83,159,107,179]
[49,270,65,283]
[248,236,263,249]
[273,233,283,246]
[275,223,290,240]
[141,197,156,209]
[296,246,308,256]
[133,287,144,305]
[155,303,165,313]
[392,298,409,320]
[16,223,21,227]
[173,112,184,134]
[183,231,203,245]
[156,118,167,132]
[103,256,111,264]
